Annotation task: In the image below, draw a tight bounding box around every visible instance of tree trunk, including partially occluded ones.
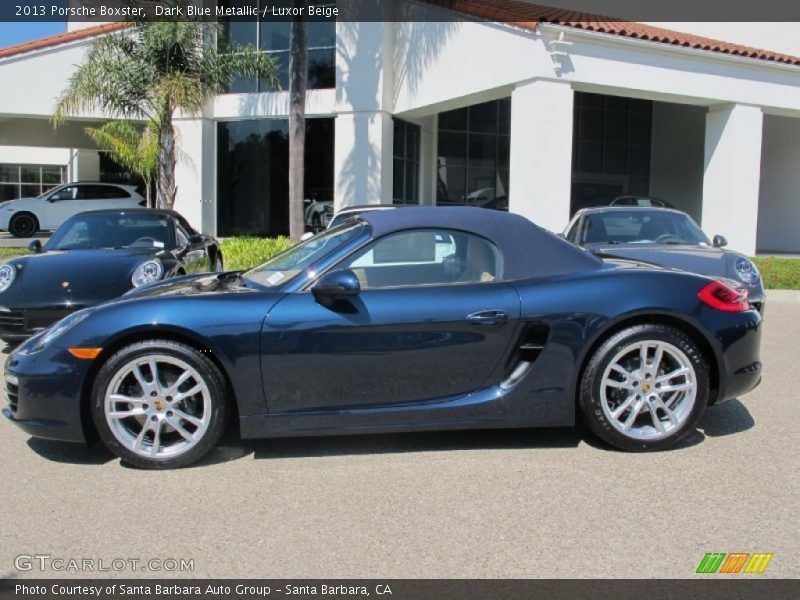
[288,7,308,242]
[157,110,177,210]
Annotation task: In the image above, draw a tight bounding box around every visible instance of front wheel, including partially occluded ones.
[9,213,39,238]
[91,340,228,469]
[578,324,709,451]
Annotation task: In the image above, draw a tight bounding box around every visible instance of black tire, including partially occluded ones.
[9,212,39,238]
[91,340,228,469]
[578,324,709,452]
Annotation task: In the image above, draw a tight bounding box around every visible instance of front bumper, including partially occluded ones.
[2,344,90,442]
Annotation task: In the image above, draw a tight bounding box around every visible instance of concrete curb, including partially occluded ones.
[765,289,800,302]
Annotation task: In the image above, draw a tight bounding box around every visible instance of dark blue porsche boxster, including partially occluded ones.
[3,207,762,468]
[0,209,222,343]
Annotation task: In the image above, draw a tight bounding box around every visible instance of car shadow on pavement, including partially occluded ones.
[696,398,755,437]
[23,399,755,467]
[26,437,116,465]
[241,427,582,463]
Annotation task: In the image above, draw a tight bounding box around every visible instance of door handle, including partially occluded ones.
[466,310,508,326]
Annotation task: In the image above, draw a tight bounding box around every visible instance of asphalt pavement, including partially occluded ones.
[0,232,49,248]
[0,297,797,579]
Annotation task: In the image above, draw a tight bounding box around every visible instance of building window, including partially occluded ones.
[393,119,420,204]
[0,164,65,202]
[437,98,510,211]
[217,118,335,237]
[220,0,336,92]
[571,92,653,212]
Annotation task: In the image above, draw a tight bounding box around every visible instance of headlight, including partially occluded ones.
[29,310,92,352]
[0,264,16,293]
[132,260,164,287]
[734,258,760,285]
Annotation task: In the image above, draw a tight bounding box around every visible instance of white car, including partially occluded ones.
[0,182,145,238]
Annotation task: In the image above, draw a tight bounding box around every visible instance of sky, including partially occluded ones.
[0,22,66,49]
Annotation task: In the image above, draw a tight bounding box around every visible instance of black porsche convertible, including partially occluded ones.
[0,209,222,343]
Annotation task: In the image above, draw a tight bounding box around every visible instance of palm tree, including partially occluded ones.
[85,120,158,207]
[288,3,308,241]
[54,1,278,209]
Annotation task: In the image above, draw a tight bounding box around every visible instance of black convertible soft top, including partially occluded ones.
[359,206,602,281]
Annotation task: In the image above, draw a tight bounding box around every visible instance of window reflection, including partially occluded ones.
[220,0,336,92]
[436,98,510,211]
[217,118,335,237]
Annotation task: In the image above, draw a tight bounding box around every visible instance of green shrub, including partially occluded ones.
[752,257,800,291]
[219,236,295,271]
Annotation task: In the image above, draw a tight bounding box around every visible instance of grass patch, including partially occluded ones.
[752,257,800,291]
[219,236,295,271]
[0,248,26,262]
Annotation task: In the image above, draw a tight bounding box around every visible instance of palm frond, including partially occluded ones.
[85,120,158,180]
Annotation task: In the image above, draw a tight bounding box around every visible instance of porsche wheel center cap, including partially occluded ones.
[153,400,165,412]
[641,383,652,394]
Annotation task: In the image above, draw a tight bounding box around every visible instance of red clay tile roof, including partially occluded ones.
[0,22,128,59]
[1,3,798,68]
[425,0,800,66]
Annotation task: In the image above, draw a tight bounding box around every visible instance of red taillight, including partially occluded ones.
[698,281,749,312]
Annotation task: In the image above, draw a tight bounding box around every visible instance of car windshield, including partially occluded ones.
[46,213,173,250]
[244,221,368,288]
[581,210,710,246]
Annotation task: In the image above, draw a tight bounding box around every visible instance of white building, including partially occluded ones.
[0,1,799,255]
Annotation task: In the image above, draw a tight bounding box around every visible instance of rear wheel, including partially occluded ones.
[9,213,39,238]
[91,340,228,469]
[579,324,708,451]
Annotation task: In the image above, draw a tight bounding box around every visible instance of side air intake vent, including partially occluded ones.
[501,322,550,390]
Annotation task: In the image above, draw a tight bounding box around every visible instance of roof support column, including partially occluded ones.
[174,117,216,234]
[508,79,574,233]
[333,111,394,210]
[702,104,763,256]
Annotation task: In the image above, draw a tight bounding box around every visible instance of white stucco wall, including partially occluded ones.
[0,42,95,119]
[0,146,71,166]
[702,104,764,256]
[757,115,800,253]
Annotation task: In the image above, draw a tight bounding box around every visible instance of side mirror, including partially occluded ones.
[28,240,42,253]
[312,269,361,307]
[712,234,728,248]
[188,234,204,246]
[300,232,314,242]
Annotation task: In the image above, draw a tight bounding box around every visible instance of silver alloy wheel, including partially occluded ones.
[104,354,212,460]
[600,340,697,441]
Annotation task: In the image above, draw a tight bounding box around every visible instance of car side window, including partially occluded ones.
[338,229,502,290]
[100,185,131,199]
[82,185,109,200]
[49,185,80,201]
[564,217,579,243]
[175,223,190,247]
